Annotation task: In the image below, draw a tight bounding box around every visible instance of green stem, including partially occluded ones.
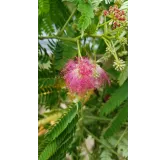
[75,33,103,40]
[77,40,82,57]
[115,127,128,148]
[123,44,126,51]
[39,34,103,42]
[84,127,118,156]
[98,19,112,28]
[58,8,77,36]
[104,35,115,40]
[75,33,87,40]
[104,16,108,34]
[38,36,76,42]
[96,14,102,30]
[113,30,127,46]
[110,40,119,60]
[102,36,110,47]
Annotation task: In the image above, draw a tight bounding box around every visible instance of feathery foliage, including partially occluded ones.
[39,103,80,160]
[104,102,128,138]
[77,1,94,34]
[38,0,70,35]
[38,0,128,159]
[118,61,128,86]
[100,149,113,160]
[39,0,50,15]
[100,80,128,116]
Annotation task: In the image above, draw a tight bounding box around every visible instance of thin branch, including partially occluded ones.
[115,127,128,148]
[38,36,76,42]
[39,34,103,42]
[58,8,77,36]
[98,19,112,28]
[84,127,118,156]
[104,16,108,34]
[77,40,82,57]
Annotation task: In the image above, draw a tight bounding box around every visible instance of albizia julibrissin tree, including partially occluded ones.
[38,0,128,160]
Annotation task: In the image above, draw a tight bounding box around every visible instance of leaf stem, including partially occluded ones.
[84,127,118,156]
[39,34,103,42]
[58,8,77,36]
[110,40,119,60]
[38,36,76,42]
[77,40,82,57]
[104,16,108,34]
[96,14,102,30]
[98,19,112,28]
[114,127,128,148]
[101,36,110,47]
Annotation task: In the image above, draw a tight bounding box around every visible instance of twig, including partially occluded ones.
[98,19,112,28]
[84,127,118,156]
[115,127,128,148]
[38,36,76,42]
[77,40,82,57]
[58,8,77,36]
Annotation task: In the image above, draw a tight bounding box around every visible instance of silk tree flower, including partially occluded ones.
[62,57,110,95]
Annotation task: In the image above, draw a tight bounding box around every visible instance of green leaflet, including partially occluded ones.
[41,14,55,34]
[104,103,128,138]
[38,0,50,15]
[38,104,79,160]
[38,43,50,64]
[38,0,70,34]
[48,40,77,70]
[77,1,94,34]
[118,61,128,86]
[120,1,128,11]
[62,0,80,4]
[39,139,57,160]
[117,133,128,158]
[78,15,92,33]
[38,68,54,79]
[49,135,74,160]
[100,80,128,116]
[91,0,103,9]
[38,87,58,108]
[46,104,78,140]
[38,78,56,88]
[77,2,94,18]
[39,131,75,160]
[38,116,77,155]
[104,0,113,4]
[100,149,113,160]
[49,0,70,28]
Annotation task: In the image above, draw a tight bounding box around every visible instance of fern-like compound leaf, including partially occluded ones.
[118,61,128,86]
[100,80,128,116]
[77,1,94,34]
[38,103,79,160]
[104,103,128,138]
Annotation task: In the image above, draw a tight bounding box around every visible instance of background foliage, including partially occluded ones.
[38,0,128,159]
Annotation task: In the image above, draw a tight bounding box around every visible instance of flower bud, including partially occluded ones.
[113,58,126,71]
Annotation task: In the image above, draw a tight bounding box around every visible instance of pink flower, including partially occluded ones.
[62,57,110,95]
[103,10,109,16]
